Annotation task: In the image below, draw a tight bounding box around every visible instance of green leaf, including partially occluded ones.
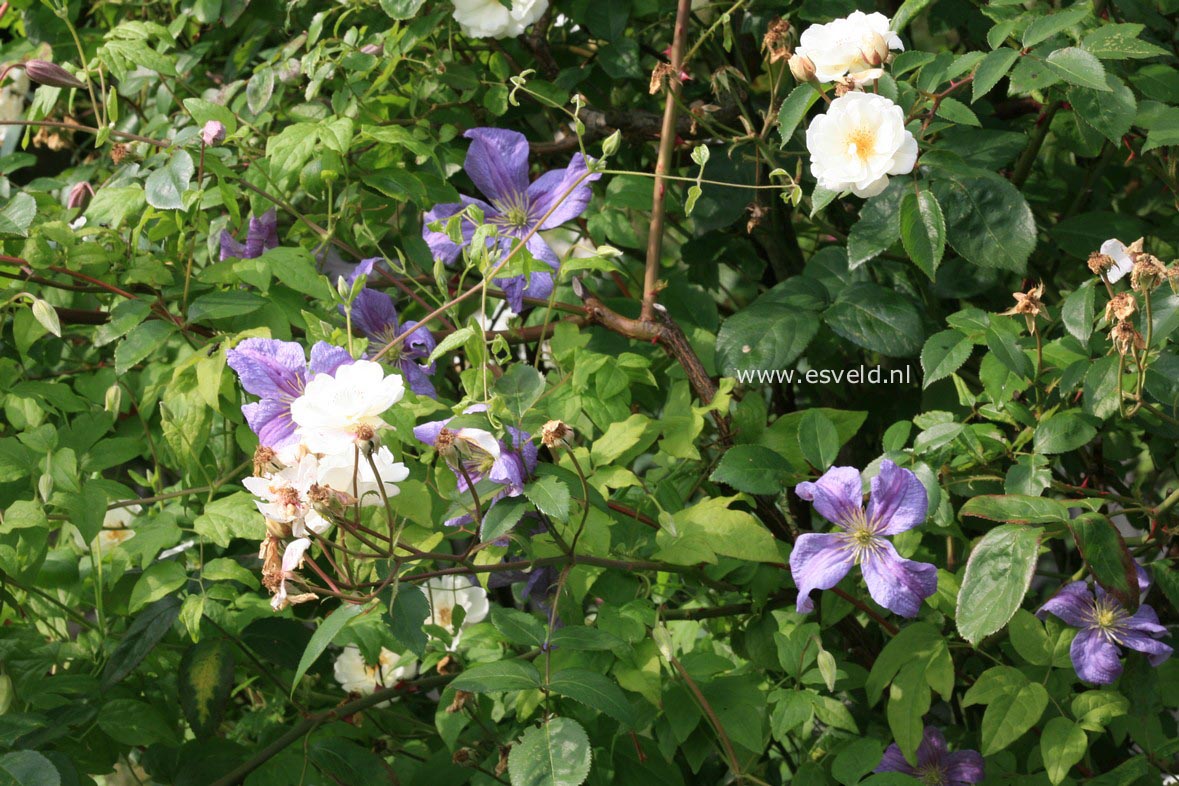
[1081,23,1169,60]
[1071,690,1129,731]
[985,326,1034,379]
[832,738,884,786]
[921,330,972,388]
[1041,717,1087,784]
[959,494,1070,524]
[1069,75,1136,144]
[99,698,177,746]
[710,445,791,494]
[145,150,194,210]
[1034,410,1097,454]
[936,97,980,126]
[1007,610,1051,666]
[797,410,840,470]
[177,638,235,739]
[887,660,931,765]
[0,194,36,237]
[450,660,543,693]
[387,584,430,656]
[1044,47,1110,91]
[847,181,904,269]
[973,48,1020,102]
[865,622,944,704]
[549,669,635,727]
[717,302,820,375]
[129,560,188,611]
[547,626,626,651]
[115,320,176,375]
[1061,281,1096,342]
[979,680,1048,755]
[1022,3,1092,47]
[491,606,548,648]
[379,0,427,19]
[0,751,61,786]
[508,717,592,786]
[824,283,923,357]
[102,596,182,689]
[932,173,1035,273]
[664,496,778,564]
[1070,512,1138,610]
[427,326,475,365]
[899,189,946,279]
[187,291,267,323]
[292,603,370,694]
[193,492,262,548]
[891,0,938,33]
[93,300,152,347]
[778,85,821,147]
[524,476,572,522]
[496,365,545,419]
[956,524,1042,645]
[481,495,531,542]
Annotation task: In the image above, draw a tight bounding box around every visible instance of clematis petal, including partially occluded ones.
[916,726,948,762]
[861,539,938,618]
[308,341,355,377]
[219,230,248,261]
[789,533,856,614]
[796,466,864,528]
[944,750,986,784]
[1036,581,1094,628]
[422,196,492,264]
[1070,627,1123,684]
[246,208,279,258]
[874,742,916,775]
[1123,602,1168,637]
[399,320,436,366]
[242,399,298,450]
[1118,627,1173,667]
[226,338,308,400]
[413,417,452,447]
[463,128,531,203]
[399,360,437,398]
[348,288,400,342]
[867,459,928,534]
[527,153,601,229]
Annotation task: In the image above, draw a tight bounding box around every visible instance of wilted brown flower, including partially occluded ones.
[110,143,128,165]
[1001,282,1046,333]
[1111,319,1145,356]
[649,62,678,95]
[253,444,282,476]
[1131,253,1167,292]
[1105,292,1137,323]
[259,536,284,594]
[540,419,573,449]
[1087,251,1113,277]
[763,17,792,64]
[446,690,473,714]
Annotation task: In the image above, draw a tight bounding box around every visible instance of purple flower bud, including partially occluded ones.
[201,120,226,147]
[24,60,86,90]
[360,43,384,56]
[67,182,94,210]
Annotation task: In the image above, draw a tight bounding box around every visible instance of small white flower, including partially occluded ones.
[316,445,410,505]
[806,91,918,198]
[333,645,419,697]
[289,360,405,455]
[422,575,490,645]
[242,454,331,537]
[1100,238,1135,284]
[795,11,903,84]
[451,0,548,39]
[72,504,140,554]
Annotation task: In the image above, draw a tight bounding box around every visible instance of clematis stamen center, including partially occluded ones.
[1089,596,1128,641]
[917,764,947,786]
[491,191,533,231]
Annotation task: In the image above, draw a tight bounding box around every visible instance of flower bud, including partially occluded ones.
[360,43,384,56]
[24,60,86,90]
[861,32,890,67]
[67,181,93,210]
[789,53,817,83]
[201,119,226,146]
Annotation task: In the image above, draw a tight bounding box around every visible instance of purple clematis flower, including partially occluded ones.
[422,128,600,312]
[876,727,984,785]
[338,259,438,398]
[1036,578,1172,685]
[226,338,353,453]
[221,208,279,261]
[413,405,538,527]
[791,460,937,618]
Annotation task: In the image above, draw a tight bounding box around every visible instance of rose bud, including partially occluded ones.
[201,119,226,146]
[789,53,817,83]
[24,60,86,90]
[66,181,94,210]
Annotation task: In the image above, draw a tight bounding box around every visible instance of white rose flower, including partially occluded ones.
[1100,238,1135,284]
[289,360,405,455]
[333,645,418,698]
[316,445,410,505]
[452,0,548,39]
[242,454,331,537]
[806,91,918,198]
[422,575,490,646]
[795,11,903,84]
[72,504,140,554]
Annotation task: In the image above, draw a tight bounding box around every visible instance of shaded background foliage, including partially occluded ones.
[0,0,1178,784]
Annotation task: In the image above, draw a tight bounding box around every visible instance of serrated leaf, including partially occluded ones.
[973,48,1020,102]
[1022,3,1091,47]
[900,189,946,279]
[524,476,571,522]
[1069,74,1136,144]
[549,669,635,727]
[1044,47,1110,91]
[102,596,182,689]
[936,97,980,126]
[450,660,543,693]
[496,365,545,419]
[959,495,1070,524]
[1070,512,1138,610]
[956,524,1042,645]
[508,717,592,786]
[824,283,923,357]
[921,330,972,387]
[778,85,821,147]
[932,173,1035,273]
[797,410,840,470]
[427,326,475,365]
[145,149,194,210]
[710,445,791,494]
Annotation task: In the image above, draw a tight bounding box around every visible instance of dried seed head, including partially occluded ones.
[649,62,678,95]
[1111,319,1145,356]
[763,18,793,63]
[110,143,129,165]
[1104,292,1137,323]
[253,445,282,476]
[1131,253,1167,292]
[435,427,457,458]
[260,536,284,592]
[1088,252,1114,277]
[540,419,573,449]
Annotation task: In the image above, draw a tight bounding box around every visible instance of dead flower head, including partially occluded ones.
[1001,282,1046,333]
[1104,292,1137,323]
[1111,319,1145,356]
[763,18,793,63]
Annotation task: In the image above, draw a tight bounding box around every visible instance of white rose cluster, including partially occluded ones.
[451,0,547,39]
[795,12,918,199]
